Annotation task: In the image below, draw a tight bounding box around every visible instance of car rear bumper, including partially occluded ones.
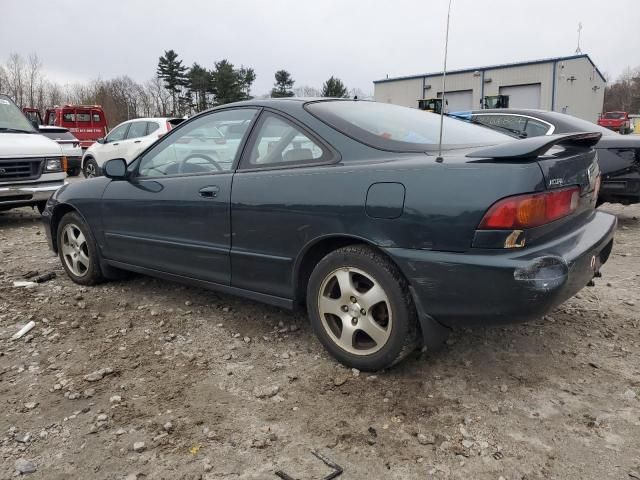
[600,178,640,204]
[0,181,65,207]
[386,211,617,328]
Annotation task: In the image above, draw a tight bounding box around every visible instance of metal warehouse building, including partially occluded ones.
[374,54,606,122]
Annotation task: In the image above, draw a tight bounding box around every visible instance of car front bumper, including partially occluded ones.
[386,210,617,328]
[0,181,65,207]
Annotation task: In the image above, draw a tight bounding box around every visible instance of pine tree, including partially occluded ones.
[210,59,244,105]
[321,76,348,98]
[271,70,294,98]
[238,66,256,100]
[156,50,188,115]
[188,63,213,112]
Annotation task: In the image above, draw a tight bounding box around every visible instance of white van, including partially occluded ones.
[0,94,66,213]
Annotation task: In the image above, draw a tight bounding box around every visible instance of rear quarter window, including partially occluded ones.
[306,100,510,152]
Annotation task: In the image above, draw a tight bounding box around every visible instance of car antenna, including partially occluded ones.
[436,0,453,163]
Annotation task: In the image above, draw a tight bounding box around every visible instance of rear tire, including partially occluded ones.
[83,158,100,178]
[57,212,105,285]
[306,245,418,371]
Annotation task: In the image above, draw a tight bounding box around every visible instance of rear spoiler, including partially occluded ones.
[467,132,602,160]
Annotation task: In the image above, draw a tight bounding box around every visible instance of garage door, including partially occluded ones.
[437,90,473,112]
[499,84,541,109]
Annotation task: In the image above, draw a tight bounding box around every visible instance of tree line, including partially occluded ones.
[603,66,640,113]
[0,50,363,127]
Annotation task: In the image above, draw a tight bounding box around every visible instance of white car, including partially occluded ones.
[38,126,83,176]
[0,94,66,213]
[81,117,183,177]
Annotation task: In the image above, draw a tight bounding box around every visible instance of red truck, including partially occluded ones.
[23,105,109,148]
[598,111,632,134]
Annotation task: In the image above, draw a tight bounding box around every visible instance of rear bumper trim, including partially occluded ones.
[386,211,617,328]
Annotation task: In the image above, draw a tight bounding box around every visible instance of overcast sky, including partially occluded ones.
[3,0,639,95]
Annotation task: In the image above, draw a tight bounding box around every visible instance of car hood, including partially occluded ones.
[0,132,63,158]
[596,135,640,149]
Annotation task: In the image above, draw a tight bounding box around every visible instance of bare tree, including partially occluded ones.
[6,53,26,106]
[0,65,7,94]
[26,53,43,108]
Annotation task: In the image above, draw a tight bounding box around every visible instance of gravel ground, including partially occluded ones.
[0,201,638,480]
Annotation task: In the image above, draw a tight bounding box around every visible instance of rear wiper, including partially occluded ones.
[0,127,35,134]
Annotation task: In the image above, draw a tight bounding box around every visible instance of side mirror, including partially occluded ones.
[96,137,105,144]
[103,158,127,180]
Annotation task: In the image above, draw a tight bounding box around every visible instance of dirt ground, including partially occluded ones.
[0,200,638,480]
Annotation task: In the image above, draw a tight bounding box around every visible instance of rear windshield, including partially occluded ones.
[306,100,510,152]
[603,112,625,119]
[40,130,77,141]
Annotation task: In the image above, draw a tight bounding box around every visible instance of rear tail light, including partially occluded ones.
[166,121,172,131]
[479,186,580,229]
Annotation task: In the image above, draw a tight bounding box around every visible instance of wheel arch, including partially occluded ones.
[49,203,87,253]
[292,234,399,306]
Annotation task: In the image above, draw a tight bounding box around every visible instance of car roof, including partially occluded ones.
[189,97,354,120]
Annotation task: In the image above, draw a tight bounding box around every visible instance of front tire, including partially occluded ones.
[57,212,105,285]
[83,158,100,178]
[306,245,418,371]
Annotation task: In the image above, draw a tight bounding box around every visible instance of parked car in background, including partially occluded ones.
[43,99,616,370]
[0,94,66,213]
[38,126,82,176]
[449,109,640,206]
[598,111,632,134]
[81,117,183,177]
[45,105,108,149]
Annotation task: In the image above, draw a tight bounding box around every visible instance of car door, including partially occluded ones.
[231,111,336,298]
[95,123,129,165]
[99,108,259,284]
[118,120,148,161]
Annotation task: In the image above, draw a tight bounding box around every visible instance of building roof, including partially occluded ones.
[374,54,606,84]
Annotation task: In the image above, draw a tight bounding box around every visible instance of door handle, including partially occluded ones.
[112,142,119,146]
[134,140,141,144]
[199,186,220,198]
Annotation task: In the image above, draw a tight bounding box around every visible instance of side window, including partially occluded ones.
[146,122,160,135]
[62,112,75,123]
[137,108,257,177]
[126,121,147,139]
[245,114,327,168]
[523,119,551,137]
[92,113,101,123]
[76,112,91,122]
[106,124,128,143]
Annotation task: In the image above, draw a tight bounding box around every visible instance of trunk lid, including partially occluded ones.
[466,132,601,197]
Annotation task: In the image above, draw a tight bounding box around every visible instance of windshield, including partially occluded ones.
[0,95,36,133]
[603,112,625,119]
[306,100,510,152]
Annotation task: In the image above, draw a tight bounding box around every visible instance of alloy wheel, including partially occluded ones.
[61,223,90,277]
[317,267,392,355]
[85,162,97,178]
